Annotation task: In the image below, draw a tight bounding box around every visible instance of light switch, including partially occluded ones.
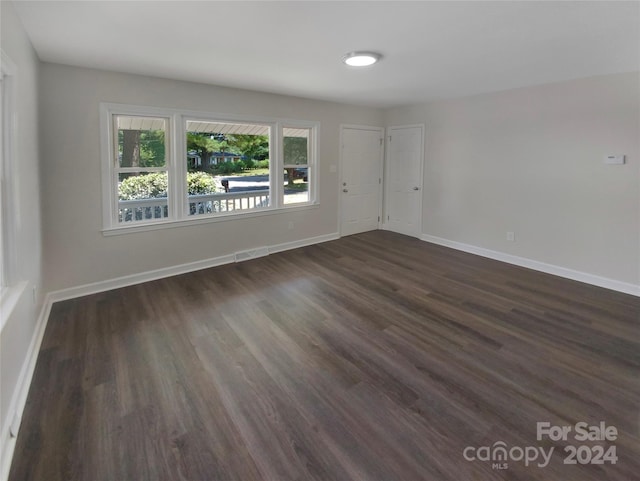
[604,155,625,165]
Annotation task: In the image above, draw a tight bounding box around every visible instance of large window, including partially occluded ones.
[186,120,271,216]
[101,104,317,232]
[115,115,169,223]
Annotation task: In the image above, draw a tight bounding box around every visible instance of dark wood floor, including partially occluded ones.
[9,231,640,481]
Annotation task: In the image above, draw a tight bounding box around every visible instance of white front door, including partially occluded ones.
[385,125,424,238]
[340,126,384,237]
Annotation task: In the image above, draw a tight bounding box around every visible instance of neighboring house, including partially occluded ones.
[210,152,244,165]
[187,153,201,169]
[187,151,245,169]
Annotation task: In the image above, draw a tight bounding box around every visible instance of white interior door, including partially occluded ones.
[385,125,424,238]
[340,126,384,236]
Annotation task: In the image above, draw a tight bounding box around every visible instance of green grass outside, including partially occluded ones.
[211,168,270,177]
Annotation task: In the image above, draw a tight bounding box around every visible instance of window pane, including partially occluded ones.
[186,120,270,215]
[116,115,166,168]
[284,167,309,205]
[118,172,168,223]
[284,127,311,205]
[283,127,309,166]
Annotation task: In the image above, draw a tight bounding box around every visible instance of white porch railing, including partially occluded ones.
[189,191,270,216]
[118,197,168,223]
[118,190,270,223]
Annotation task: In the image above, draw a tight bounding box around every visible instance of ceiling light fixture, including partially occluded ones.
[342,51,382,67]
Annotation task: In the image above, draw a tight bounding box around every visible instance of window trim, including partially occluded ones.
[282,124,315,206]
[100,103,319,234]
[1,50,26,332]
[1,50,18,293]
[181,114,277,214]
[100,104,176,229]
[113,114,171,224]
[102,202,320,236]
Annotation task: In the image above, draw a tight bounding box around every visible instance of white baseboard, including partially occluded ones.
[48,253,235,303]
[268,232,339,255]
[0,294,53,481]
[421,234,640,297]
[49,233,339,303]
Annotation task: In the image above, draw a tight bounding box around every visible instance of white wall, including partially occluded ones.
[0,0,44,475]
[385,72,640,289]
[39,63,383,293]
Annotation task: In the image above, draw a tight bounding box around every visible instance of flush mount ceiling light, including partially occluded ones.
[342,51,382,67]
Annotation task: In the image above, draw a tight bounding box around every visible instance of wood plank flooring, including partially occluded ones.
[9,231,640,481]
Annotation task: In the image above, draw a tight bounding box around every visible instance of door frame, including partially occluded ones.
[383,124,425,237]
[338,124,385,237]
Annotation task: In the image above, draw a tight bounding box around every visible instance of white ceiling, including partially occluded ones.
[12,0,640,108]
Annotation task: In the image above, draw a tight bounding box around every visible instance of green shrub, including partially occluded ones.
[256,159,269,169]
[119,172,168,200]
[216,162,235,174]
[118,171,216,200]
[234,160,246,173]
[243,158,256,170]
[187,171,217,195]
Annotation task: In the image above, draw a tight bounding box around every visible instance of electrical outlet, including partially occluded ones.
[32,285,37,304]
[506,232,515,242]
[288,221,294,230]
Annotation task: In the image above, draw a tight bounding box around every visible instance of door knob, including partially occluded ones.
[343,189,349,193]
[343,182,347,186]
[413,187,420,191]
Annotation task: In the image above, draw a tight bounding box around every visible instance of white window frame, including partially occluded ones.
[100,104,175,229]
[1,52,17,290]
[181,114,277,215]
[1,50,26,331]
[281,124,315,207]
[100,103,319,235]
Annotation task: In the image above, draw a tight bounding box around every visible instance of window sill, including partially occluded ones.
[102,202,320,236]
[0,281,28,333]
